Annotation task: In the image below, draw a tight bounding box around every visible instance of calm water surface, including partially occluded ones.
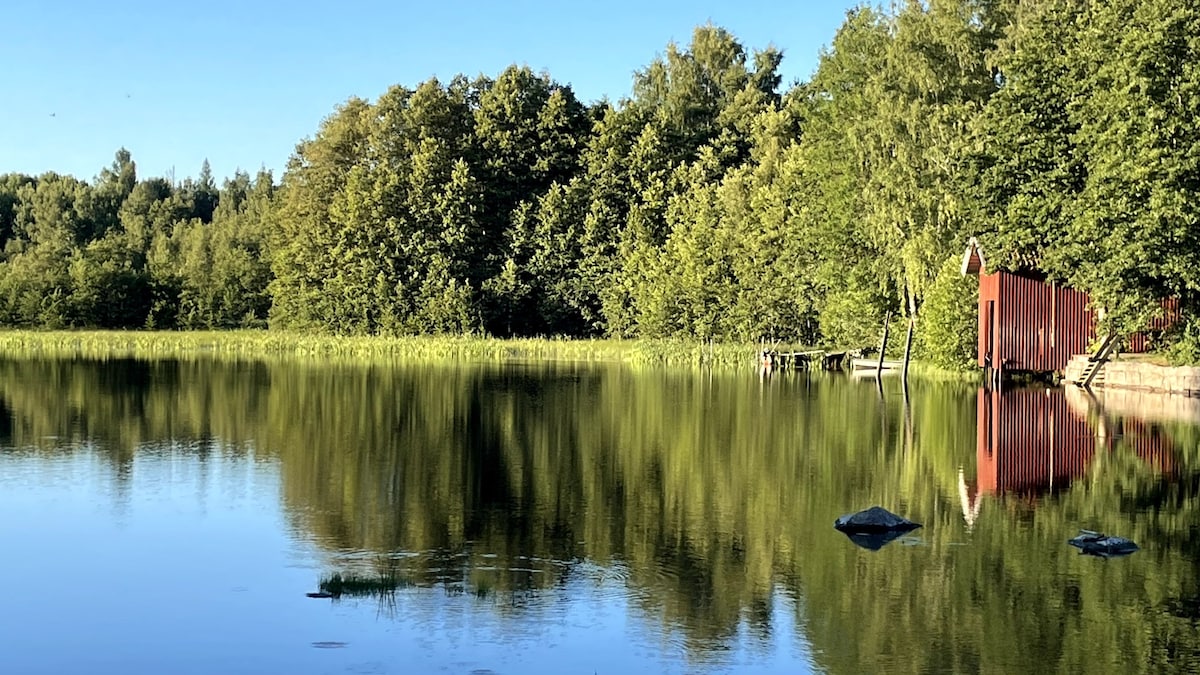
[1,357,1198,674]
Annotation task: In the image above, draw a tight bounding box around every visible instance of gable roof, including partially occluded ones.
[961,237,986,276]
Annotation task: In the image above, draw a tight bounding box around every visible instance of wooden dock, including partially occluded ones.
[758,314,910,378]
[758,349,868,372]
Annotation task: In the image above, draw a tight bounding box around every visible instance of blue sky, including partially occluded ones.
[1,0,861,183]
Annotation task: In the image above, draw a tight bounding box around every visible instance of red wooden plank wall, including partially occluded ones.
[977,271,1178,372]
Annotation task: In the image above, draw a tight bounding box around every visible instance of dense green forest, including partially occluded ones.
[3,0,1199,366]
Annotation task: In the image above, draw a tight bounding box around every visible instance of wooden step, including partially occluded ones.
[1076,334,1118,388]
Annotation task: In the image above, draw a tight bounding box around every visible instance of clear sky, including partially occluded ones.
[1,0,861,183]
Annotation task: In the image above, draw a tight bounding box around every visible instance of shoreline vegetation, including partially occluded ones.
[0,329,984,379]
[0,329,776,369]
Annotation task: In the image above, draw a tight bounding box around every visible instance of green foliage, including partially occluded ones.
[0,241,73,327]
[818,287,887,349]
[0,152,273,331]
[9,5,1200,361]
[1162,317,1200,366]
[916,257,979,369]
[968,0,1200,337]
[67,235,150,328]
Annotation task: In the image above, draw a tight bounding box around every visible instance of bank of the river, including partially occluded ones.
[0,330,990,381]
[1065,354,1200,397]
[0,330,768,369]
[1064,381,1200,425]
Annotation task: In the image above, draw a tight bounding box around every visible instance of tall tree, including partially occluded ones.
[1065,0,1200,332]
[967,0,1087,278]
[270,97,374,331]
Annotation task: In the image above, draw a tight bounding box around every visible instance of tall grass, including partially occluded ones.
[0,329,977,375]
[904,360,985,383]
[0,330,768,369]
[317,571,412,598]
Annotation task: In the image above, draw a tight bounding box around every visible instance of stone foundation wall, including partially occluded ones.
[1065,355,1200,397]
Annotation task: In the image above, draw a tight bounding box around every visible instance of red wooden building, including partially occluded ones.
[961,239,1173,373]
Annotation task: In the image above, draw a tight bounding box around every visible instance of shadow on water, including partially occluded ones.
[3,356,1200,672]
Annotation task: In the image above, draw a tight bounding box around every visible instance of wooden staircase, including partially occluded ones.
[1076,334,1120,388]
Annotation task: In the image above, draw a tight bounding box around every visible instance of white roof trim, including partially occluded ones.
[961,236,986,276]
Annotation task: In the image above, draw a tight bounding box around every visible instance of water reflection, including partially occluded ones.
[973,387,1177,499]
[1,357,1199,673]
[837,529,915,551]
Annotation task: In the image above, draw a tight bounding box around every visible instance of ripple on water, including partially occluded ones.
[311,641,349,649]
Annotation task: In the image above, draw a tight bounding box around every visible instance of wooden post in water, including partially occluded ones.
[902,380,913,457]
[901,316,915,384]
[876,311,892,381]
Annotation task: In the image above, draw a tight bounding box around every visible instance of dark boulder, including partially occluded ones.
[1068,530,1139,558]
[834,506,922,534]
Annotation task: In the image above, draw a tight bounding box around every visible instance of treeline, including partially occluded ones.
[4,1,1200,366]
[0,157,273,330]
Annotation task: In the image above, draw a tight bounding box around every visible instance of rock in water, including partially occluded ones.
[1068,530,1139,558]
[834,506,922,534]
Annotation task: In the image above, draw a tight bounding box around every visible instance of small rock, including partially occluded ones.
[834,506,922,534]
[1068,530,1139,558]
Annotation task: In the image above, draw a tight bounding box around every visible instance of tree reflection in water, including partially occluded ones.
[2,356,1199,673]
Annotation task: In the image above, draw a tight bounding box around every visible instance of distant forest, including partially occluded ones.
[4,0,1200,367]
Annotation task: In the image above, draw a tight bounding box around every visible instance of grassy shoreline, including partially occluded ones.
[0,329,766,368]
[0,329,984,378]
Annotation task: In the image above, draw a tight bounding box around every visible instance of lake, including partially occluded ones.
[1,356,1198,674]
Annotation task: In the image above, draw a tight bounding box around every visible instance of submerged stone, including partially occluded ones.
[834,506,922,534]
[1068,530,1139,558]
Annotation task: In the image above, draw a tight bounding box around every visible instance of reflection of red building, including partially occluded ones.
[975,388,1176,496]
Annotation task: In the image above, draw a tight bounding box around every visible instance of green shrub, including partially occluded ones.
[819,287,886,349]
[915,257,978,370]
[1162,317,1200,365]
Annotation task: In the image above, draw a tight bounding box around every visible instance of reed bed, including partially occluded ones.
[903,361,985,383]
[0,330,981,377]
[0,330,765,369]
[317,571,412,598]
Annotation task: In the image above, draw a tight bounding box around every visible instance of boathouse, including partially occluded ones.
[961,238,1093,373]
[960,238,1170,374]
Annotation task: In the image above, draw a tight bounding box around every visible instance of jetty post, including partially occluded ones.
[876,311,892,381]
